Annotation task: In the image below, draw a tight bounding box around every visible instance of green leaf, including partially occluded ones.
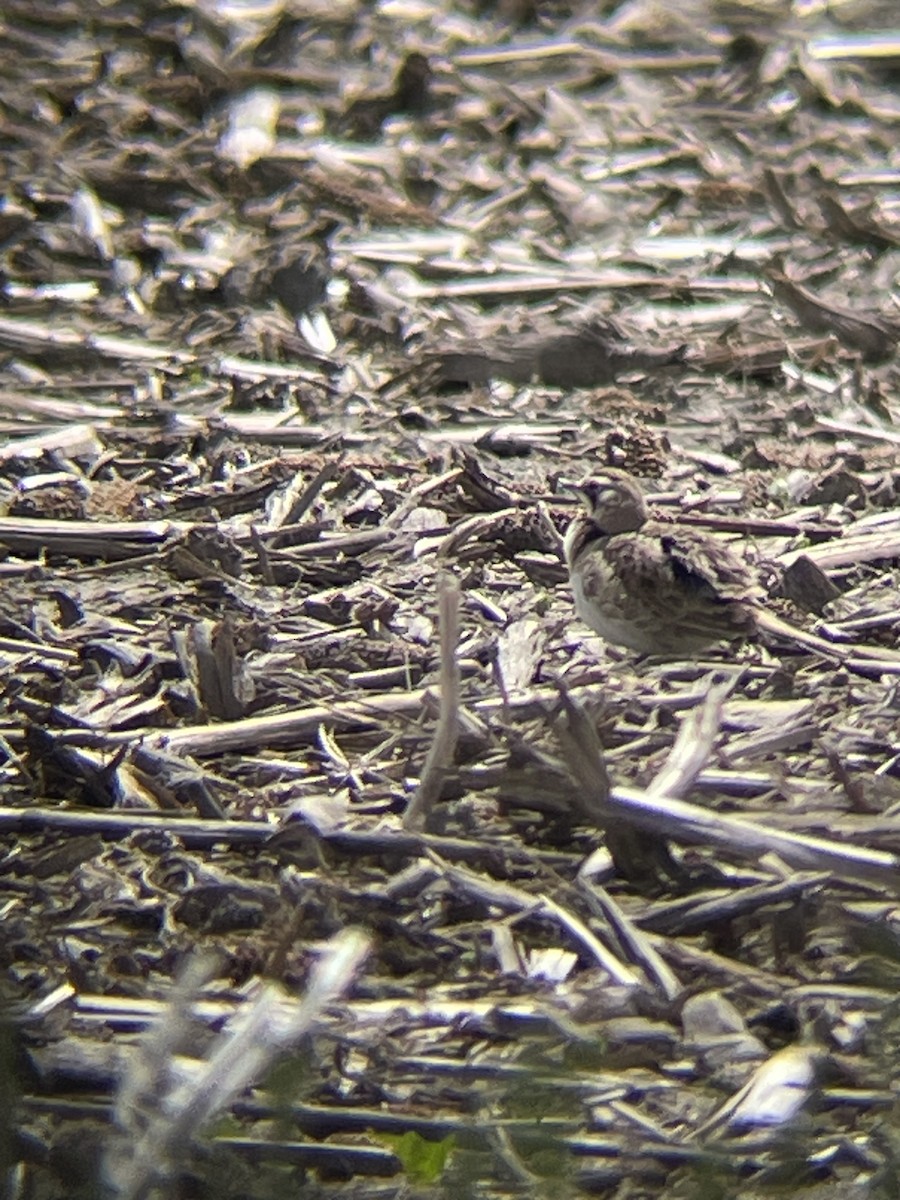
[381,1131,455,1183]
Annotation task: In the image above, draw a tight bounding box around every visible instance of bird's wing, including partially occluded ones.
[657,526,761,602]
[599,526,759,633]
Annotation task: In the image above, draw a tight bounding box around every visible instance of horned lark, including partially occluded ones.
[564,470,761,656]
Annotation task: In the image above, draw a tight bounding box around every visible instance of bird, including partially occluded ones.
[561,470,900,665]
[563,470,763,656]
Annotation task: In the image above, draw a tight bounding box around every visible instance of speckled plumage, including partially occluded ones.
[564,471,761,655]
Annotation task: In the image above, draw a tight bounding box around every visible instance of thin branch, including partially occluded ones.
[404,573,461,831]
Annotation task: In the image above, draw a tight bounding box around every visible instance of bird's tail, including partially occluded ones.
[754,608,900,666]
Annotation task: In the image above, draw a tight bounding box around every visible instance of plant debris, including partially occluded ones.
[2,0,900,1196]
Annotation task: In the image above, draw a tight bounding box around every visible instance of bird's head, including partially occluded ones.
[567,470,649,534]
